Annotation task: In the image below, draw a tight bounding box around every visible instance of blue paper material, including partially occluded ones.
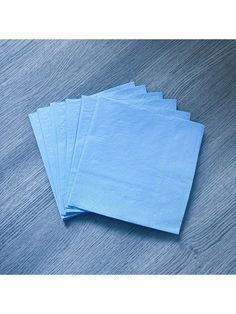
[36,105,68,217]
[62,85,149,212]
[65,82,136,189]
[65,99,82,186]
[30,82,141,218]
[66,96,190,213]
[68,98,204,233]
[29,112,79,218]
[65,85,151,208]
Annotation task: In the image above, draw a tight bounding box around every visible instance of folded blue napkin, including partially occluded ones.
[66,96,190,213]
[68,98,204,233]
[67,90,189,211]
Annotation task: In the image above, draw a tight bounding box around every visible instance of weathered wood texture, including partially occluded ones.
[0,40,235,274]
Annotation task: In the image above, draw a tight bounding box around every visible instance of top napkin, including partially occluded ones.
[69,97,204,234]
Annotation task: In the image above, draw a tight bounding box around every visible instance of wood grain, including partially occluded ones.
[0,40,235,274]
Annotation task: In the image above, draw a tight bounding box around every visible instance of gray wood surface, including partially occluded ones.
[0,40,235,274]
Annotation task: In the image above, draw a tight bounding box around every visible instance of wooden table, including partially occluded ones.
[0,40,235,274]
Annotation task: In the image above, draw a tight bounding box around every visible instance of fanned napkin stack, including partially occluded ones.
[29,82,204,234]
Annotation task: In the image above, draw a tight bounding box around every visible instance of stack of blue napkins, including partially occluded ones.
[29,82,204,234]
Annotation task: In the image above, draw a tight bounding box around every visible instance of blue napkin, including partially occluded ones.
[66,92,186,212]
[66,96,190,213]
[68,98,204,234]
